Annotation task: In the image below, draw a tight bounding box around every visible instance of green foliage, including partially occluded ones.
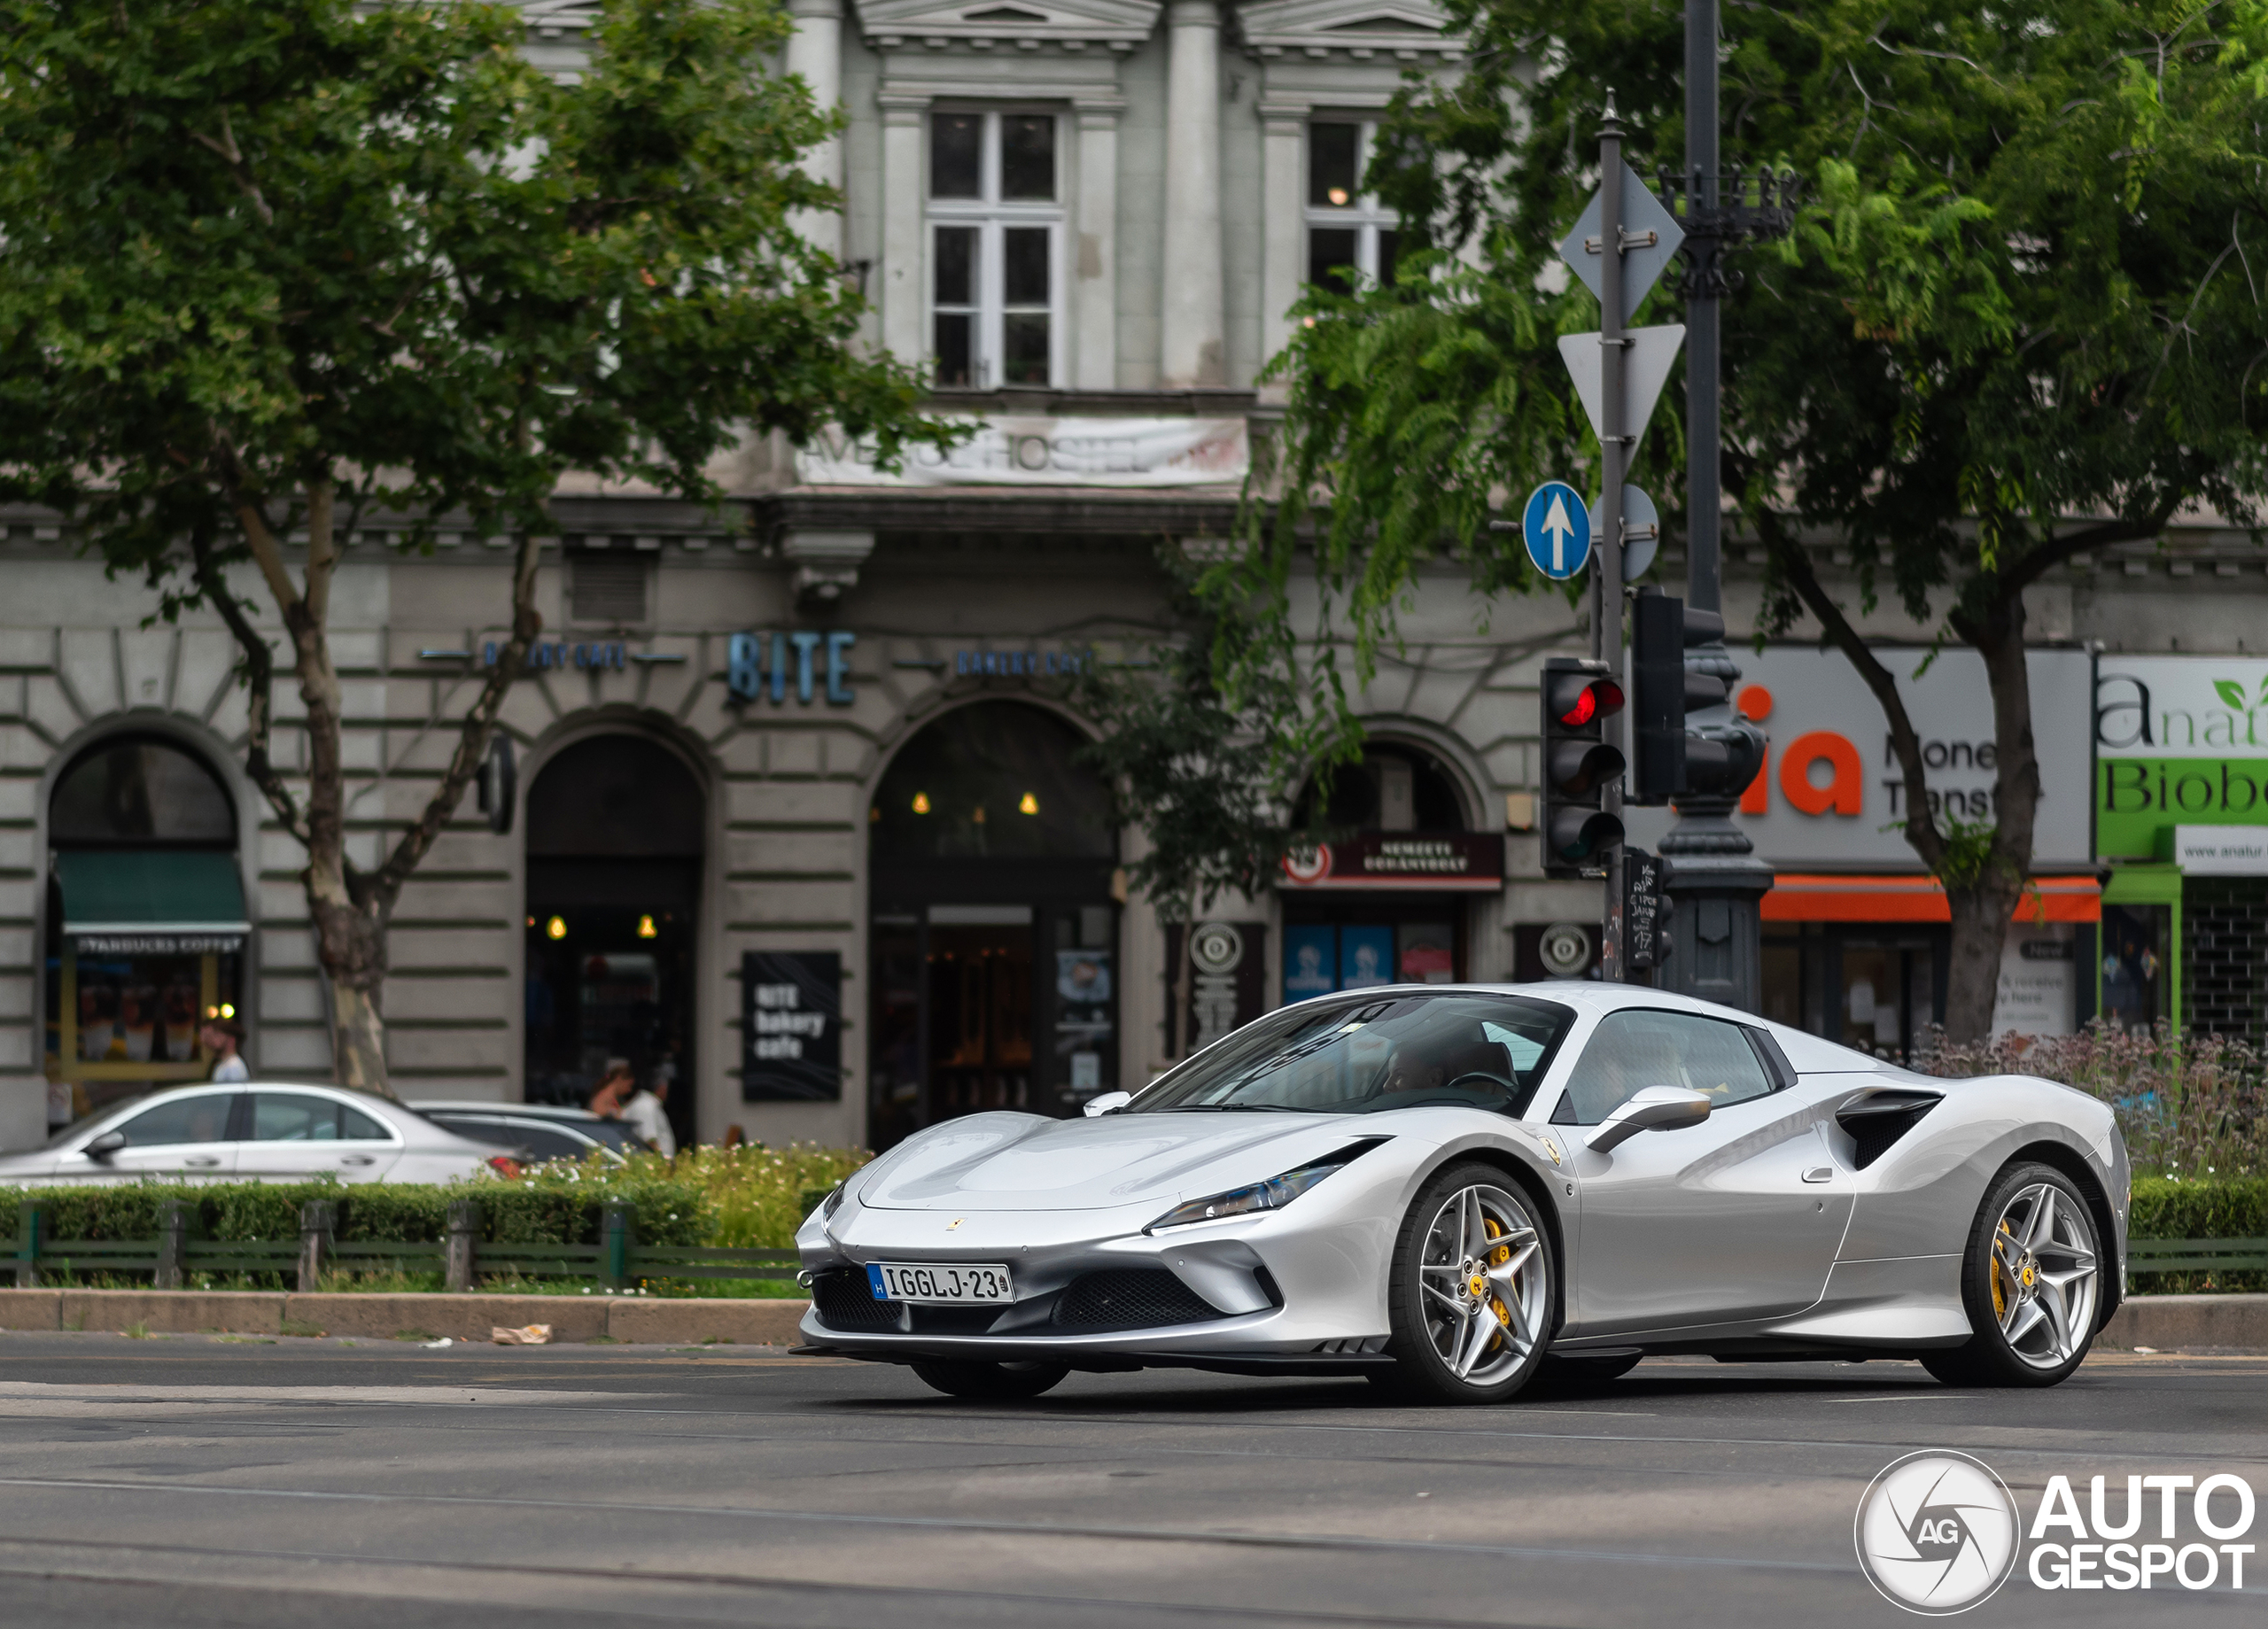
[1922,1021,2268,1179]
[1216,0,2268,1012]
[633,1142,868,1249]
[0,0,944,560]
[4,1171,712,1247]
[1074,560,1323,926]
[2129,1175,2268,1293]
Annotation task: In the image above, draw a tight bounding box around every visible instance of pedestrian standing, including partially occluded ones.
[586,1059,634,1120]
[622,1074,675,1157]
[201,1013,249,1082]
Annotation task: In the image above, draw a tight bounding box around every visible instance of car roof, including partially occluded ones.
[408,1100,607,1122]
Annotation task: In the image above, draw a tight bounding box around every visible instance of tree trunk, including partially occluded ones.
[1174,890,1198,1061]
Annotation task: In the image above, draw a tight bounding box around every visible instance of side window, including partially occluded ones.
[114,1095,233,1146]
[502,1123,594,1163]
[339,1104,392,1141]
[1553,1011,1778,1125]
[251,1092,340,1142]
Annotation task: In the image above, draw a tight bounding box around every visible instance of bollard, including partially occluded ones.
[445,1198,483,1293]
[600,1198,634,1292]
[14,1201,44,1289]
[155,1198,190,1290]
[297,1198,337,1293]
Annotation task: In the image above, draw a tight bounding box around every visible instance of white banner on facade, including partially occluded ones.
[795,415,1248,488]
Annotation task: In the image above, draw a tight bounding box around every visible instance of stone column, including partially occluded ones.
[785,0,845,260]
[1074,101,1123,391]
[1159,0,1224,385]
[879,92,929,366]
[1257,102,1305,376]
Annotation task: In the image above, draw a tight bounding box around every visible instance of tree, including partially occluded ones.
[1220,0,2268,1038]
[1075,553,1323,1061]
[0,0,943,1093]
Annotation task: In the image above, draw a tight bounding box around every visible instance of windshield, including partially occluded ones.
[1129,993,1575,1117]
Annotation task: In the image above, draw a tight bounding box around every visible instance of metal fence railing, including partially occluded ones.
[11,1197,798,1294]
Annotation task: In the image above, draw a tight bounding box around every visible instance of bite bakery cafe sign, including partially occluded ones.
[2097,657,2268,866]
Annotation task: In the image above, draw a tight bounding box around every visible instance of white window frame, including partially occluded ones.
[926,109,1067,388]
[1303,118,1399,288]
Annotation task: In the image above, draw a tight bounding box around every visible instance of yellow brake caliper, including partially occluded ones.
[1992,1222,2014,1322]
[1482,1218,1513,1336]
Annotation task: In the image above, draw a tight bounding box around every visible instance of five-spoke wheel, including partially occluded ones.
[1924,1161,2101,1388]
[1380,1163,1554,1403]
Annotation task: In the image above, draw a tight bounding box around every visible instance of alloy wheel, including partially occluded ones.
[1415,1183,1549,1386]
[1988,1182,2098,1369]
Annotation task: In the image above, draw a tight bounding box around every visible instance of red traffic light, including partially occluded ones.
[1548,673,1623,729]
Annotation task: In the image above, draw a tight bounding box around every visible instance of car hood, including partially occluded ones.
[852,1110,1369,1212]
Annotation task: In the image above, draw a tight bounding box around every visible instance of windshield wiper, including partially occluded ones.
[1163,1102,1322,1113]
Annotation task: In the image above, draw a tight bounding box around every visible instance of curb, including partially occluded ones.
[0,1288,809,1346]
[2100,1292,2268,1353]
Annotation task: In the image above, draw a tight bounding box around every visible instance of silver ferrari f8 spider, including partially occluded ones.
[795,983,2126,1403]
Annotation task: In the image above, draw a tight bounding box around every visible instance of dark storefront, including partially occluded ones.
[523,734,702,1147]
[867,702,1121,1149]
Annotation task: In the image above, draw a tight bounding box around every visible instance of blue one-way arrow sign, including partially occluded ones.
[1522,481,1591,580]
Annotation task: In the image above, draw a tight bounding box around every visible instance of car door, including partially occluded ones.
[1554,1009,1854,1338]
[234,1090,403,1183]
[50,1090,241,1184]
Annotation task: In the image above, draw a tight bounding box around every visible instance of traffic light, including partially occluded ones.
[1629,589,1732,804]
[1541,656,1625,876]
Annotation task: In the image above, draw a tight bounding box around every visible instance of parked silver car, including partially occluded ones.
[0,1082,506,1186]
[407,1101,647,1166]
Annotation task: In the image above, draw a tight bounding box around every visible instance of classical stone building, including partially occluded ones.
[7,0,2267,1155]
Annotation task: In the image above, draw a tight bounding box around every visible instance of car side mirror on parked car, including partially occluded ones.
[82,1129,128,1160]
[1585,1086,1712,1153]
[1082,1091,1133,1118]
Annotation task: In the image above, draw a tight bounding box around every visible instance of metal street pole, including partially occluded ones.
[1658,0,1774,1011]
[1596,99,1627,983]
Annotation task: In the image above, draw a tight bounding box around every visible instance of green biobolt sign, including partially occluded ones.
[2095,659,2268,857]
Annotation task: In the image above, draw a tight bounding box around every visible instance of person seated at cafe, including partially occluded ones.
[201,1013,249,1082]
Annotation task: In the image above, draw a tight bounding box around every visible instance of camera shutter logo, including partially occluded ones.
[1854,1451,2021,1615]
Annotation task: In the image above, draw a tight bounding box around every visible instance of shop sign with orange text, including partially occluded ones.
[1622,647,2093,866]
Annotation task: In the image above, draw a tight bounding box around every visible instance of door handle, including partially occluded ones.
[1801,1165,1835,1183]
[339,1154,377,1167]
[184,1156,222,1168]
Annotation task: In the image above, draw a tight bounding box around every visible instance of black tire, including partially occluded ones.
[1535,1351,1643,1388]
[1922,1161,2101,1389]
[1377,1162,1557,1405]
[909,1359,1070,1400]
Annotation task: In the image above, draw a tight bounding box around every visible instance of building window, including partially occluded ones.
[1306,120,1399,295]
[569,552,648,626]
[928,110,1061,387]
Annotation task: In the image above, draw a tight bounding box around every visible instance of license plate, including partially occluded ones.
[866,1261,1014,1304]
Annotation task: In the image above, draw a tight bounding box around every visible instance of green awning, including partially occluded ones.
[58,850,248,954]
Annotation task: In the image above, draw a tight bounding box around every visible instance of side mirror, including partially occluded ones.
[1082,1090,1133,1118]
[1585,1085,1712,1152]
[82,1129,128,1160]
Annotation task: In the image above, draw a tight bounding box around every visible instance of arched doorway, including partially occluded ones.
[868,702,1118,1149]
[523,733,702,1147]
[44,733,248,1125]
[1281,741,1497,999]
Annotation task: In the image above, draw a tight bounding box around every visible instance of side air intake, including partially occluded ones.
[1836,1088,1944,1170]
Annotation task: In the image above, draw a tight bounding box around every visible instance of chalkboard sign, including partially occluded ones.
[1624,847,1666,972]
[740,951,842,1102]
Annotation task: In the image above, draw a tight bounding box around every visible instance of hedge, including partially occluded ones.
[0,1172,714,1250]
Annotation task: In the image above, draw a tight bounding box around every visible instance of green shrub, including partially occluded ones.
[1922,1022,2268,1179]
[1,1170,712,1249]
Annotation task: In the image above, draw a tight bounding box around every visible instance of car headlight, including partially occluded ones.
[818,1181,848,1221]
[1145,1160,1348,1233]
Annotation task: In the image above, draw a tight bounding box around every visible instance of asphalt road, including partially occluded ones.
[0,1331,2259,1628]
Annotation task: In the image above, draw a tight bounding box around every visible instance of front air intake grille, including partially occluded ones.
[1054,1269,1223,1330]
[812,1268,898,1331]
